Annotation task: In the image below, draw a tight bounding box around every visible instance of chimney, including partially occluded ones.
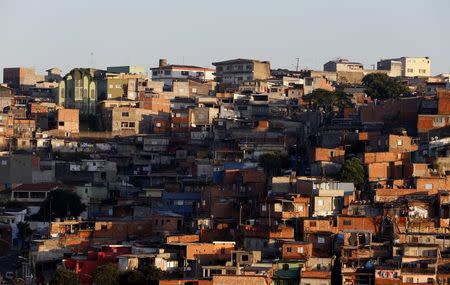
[159,59,168,68]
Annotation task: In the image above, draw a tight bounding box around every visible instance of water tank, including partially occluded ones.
[159,59,168,67]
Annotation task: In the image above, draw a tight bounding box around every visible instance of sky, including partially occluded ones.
[0,0,449,79]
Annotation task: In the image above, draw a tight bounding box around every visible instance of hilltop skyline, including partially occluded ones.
[1,0,449,78]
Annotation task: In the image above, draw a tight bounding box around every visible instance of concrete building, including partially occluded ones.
[57,68,107,117]
[45,68,62,82]
[212,58,270,85]
[377,56,431,77]
[106,65,147,75]
[57,108,79,135]
[323,59,363,72]
[11,183,62,203]
[0,153,34,184]
[3,67,42,91]
[151,59,214,87]
[103,106,155,134]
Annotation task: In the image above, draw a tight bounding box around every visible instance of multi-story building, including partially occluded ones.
[102,106,155,134]
[57,108,79,135]
[106,65,147,75]
[377,56,431,77]
[3,67,43,91]
[323,59,364,72]
[57,68,107,118]
[150,59,214,87]
[212,58,271,85]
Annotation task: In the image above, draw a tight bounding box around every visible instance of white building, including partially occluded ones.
[151,59,214,87]
[377,56,431,77]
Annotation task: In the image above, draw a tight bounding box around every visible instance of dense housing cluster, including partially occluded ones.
[0,56,450,285]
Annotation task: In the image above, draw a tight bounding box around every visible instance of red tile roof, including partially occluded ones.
[13,183,63,192]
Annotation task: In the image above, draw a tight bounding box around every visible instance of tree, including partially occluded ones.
[50,268,80,285]
[259,152,290,176]
[305,89,353,112]
[37,190,86,220]
[93,264,119,285]
[117,266,162,285]
[362,73,409,100]
[139,265,162,284]
[118,270,147,285]
[339,157,365,188]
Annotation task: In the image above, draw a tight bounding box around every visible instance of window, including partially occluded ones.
[152,71,158,76]
[318,237,325,244]
[425,183,433,190]
[121,122,129,128]
[164,70,171,75]
[297,205,304,212]
[297,247,304,253]
[407,68,414,73]
[397,139,403,146]
[181,71,189,76]
[343,220,352,226]
[262,205,267,211]
[286,247,292,253]
[122,112,129,117]
[30,192,45,199]
[282,264,289,270]
[58,122,65,126]
[101,224,107,230]
[241,255,249,261]
[129,122,135,128]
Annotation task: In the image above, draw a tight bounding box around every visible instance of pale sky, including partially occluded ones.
[1,0,449,79]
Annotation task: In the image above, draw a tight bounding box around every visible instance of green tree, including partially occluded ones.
[305,89,353,112]
[116,266,162,285]
[37,190,86,220]
[139,265,162,284]
[50,268,80,285]
[339,157,365,188]
[118,270,147,285]
[362,73,409,100]
[93,264,119,285]
[259,152,290,176]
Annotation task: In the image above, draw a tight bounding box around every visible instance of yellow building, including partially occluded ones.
[377,56,431,77]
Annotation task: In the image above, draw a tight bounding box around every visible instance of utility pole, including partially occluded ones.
[295,58,300,72]
[239,203,243,226]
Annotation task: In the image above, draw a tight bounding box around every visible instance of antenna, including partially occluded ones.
[90,52,94,67]
[296,58,300,72]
